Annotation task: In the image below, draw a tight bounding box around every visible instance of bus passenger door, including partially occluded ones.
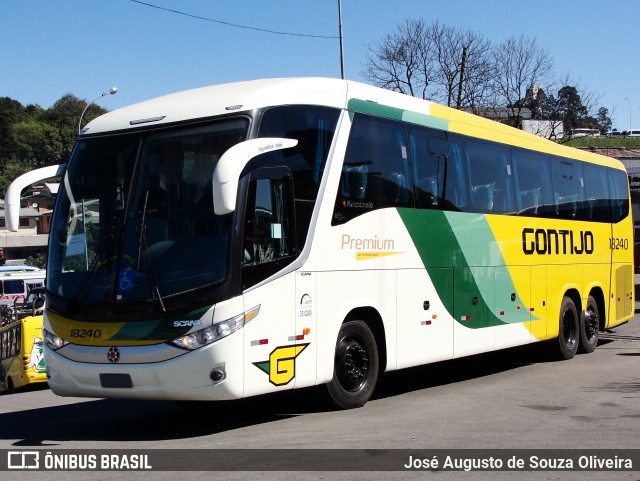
[241,170,299,397]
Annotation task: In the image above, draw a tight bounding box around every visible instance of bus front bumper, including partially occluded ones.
[44,335,244,401]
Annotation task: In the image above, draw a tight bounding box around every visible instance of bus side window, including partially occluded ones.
[333,113,413,224]
[608,169,630,222]
[584,164,610,222]
[512,149,553,217]
[409,126,446,209]
[242,168,296,289]
[466,138,514,213]
[552,160,587,220]
[442,137,467,211]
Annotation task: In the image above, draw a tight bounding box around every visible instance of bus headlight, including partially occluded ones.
[43,328,69,351]
[171,305,260,350]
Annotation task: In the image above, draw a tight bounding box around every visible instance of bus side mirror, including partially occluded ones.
[4,164,67,231]
[212,138,297,215]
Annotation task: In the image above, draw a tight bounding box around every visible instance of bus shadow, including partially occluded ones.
[0,343,597,446]
[0,394,312,446]
[372,344,540,401]
[0,379,346,446]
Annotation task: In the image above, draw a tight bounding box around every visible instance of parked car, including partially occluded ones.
[568,128,600,138]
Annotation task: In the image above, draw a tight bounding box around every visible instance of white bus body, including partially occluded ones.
[6,78,629,409]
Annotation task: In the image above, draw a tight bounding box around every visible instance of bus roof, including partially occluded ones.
[81,77,624,171]
[81,78,350,135]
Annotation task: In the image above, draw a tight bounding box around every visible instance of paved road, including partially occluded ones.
[1,291,639,481]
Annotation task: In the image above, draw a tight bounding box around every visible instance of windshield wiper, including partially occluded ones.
[136,189,166,312]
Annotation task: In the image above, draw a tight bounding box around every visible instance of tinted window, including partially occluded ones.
[551,160,587,220]
[584,164,611,222]
[258,105,340,243]
[608,169,630,222]
[409,126,446,209]
[512,149,553,216]
[333,114,412,225]
[466,138,514,213]
[331,111,629,224]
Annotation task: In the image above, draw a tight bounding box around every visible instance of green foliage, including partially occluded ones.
[0,158,34,196]
[0,94,108,197]
[25,252,47,269]
[562,136,640,148]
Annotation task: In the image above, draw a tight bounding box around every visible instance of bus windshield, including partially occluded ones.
[47,118,249,315]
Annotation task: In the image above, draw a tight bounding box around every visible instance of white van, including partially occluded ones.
[0,271,46,306]
[568,128,600,138]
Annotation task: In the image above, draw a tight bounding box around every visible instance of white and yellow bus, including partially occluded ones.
[6,78,633,408]
[0,313,46,394]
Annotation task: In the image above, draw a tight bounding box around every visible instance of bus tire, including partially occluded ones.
[579,295,599,353]
[325,320,379,410]
[553,296,579,360]
[7,377,15,395]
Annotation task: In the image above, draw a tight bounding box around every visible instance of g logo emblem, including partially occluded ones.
[253,344,309,386]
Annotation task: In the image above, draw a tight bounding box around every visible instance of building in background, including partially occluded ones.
[0,183,57,264]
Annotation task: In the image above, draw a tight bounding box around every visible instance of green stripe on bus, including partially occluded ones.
[397,209,530,328]
[108,306,212,341]
[347,99,449,130]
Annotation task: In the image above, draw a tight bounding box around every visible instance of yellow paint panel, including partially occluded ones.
[46,310,161,346]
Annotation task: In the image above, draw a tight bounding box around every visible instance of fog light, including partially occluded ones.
[210,369,225,383]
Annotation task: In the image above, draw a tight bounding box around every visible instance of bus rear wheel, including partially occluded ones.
[579,295,599,353]
[325,320,379,410]
[553,296,579,360]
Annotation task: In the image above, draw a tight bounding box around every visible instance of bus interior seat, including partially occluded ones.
[471,182,495,211]
[416,176,439,206]
[555,194,578,217]
[520,188,541,214]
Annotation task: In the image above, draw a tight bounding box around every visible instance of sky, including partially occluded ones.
[1,0,639,130]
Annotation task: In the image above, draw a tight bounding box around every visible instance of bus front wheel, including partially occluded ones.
[554,296,579,360]
[325,320,379,410]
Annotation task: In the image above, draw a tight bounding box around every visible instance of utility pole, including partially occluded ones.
[338,0,345,79]
[455,46,468,109]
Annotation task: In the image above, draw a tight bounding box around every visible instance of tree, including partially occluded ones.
[491,35,554,127]
[0,97,29,161]
[555,86,594,132]
[44,94,107,161]
[11,120,65,167]
[361,19,492,111]
[361,20,618,137]
[0,158,33,195]
[429,21,493,110]
[596,107,612,133]
[362,18,435,99]
[0,93,108,197]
